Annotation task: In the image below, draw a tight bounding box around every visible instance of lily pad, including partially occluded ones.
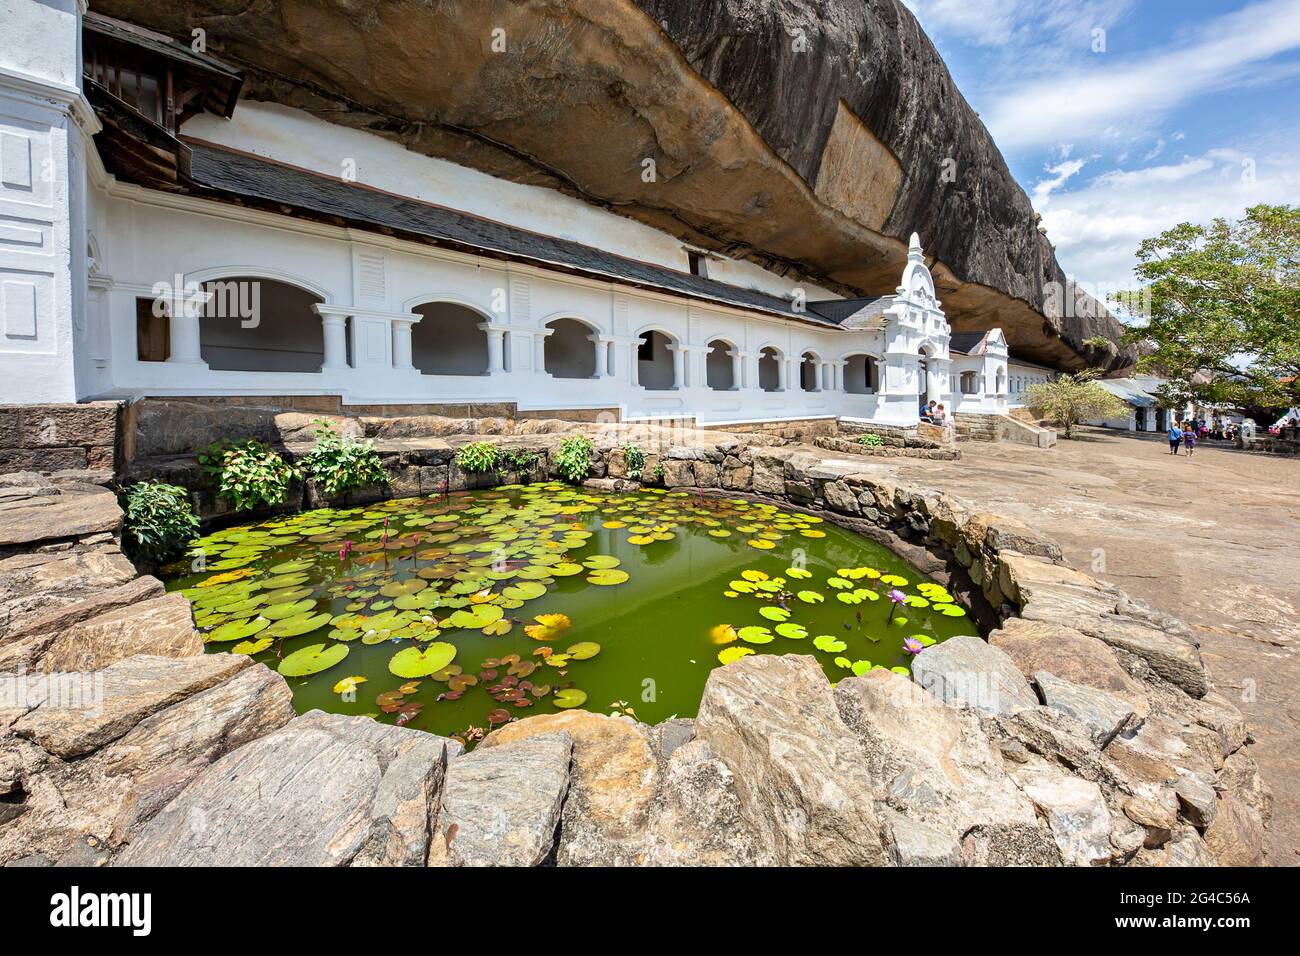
[718,645,755,665]
[565,641,601,660]
[553,688,588,709]
[388,642,458,679]
[812,635,847,653]
[278,642,350,677]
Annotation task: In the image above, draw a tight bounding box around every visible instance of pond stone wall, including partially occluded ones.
[0,430,1267,867]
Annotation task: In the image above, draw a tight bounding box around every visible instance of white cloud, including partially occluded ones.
[1039,142,1300,290]
[902,0,1132,50]
[1031,157,1088,208]
[983,0,1300,150]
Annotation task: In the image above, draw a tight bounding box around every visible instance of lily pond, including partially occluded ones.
[165,484,978,745]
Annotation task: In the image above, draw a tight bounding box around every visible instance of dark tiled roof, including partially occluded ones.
[85,13,244,83]
[807,297,889,325]
[949,331,988,355]
[185,144,846,328]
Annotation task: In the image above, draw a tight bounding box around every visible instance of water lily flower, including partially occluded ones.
[903,637,924,655]
[338,540,353,562]
[888,589,907,603]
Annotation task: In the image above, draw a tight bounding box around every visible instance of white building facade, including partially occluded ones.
[1,3,1029,432]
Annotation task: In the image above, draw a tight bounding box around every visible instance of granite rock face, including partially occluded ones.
[94,0,1126,369]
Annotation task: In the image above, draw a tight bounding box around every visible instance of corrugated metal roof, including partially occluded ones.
[1096,377,1163,408]
[185,144,850,328]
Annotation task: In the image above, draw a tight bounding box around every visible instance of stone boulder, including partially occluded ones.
[479,710,658,866]
[115,711,462,867]
[910,635,1038,716]
[35,593,203,672]
[1013,765,1114,866]
[429,731,572,867]
[694,654,887,866]
[834,668,1052,865]
[1033,671,1135,748]
[0,655,293,864]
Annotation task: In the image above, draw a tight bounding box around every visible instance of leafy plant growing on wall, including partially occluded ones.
[856,433,885,447]
[199,438,299,512]
[299,419,389,498]
[503,448,542,474]
[456,441,499,473]
[555,435,593,483]
[623,443,645,479]
[120,480,199,563]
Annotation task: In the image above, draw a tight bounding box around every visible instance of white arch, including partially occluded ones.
[402,292,494,319]
[539,311,602,333]
[633,323,680,344]
[184,266,334,304]
[703,333,741,350]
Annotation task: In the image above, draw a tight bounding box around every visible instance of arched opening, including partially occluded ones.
[960,370,980,395]
[545,318,596,379]
[638,330,677,390]
[800,352,821,392]
[843,355,878,395]
[995,367,1007,394]
[200,276,324,372]
[706,339,735,391]
[410,302,488,375]
[758,347,782,391]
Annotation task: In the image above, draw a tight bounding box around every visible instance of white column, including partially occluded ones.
[166,288,212,367]
[630,340,641,386]
[392,316,419,371]
[533,332,549,375]
[777,356,789,391]
[668,344,685,389]
[728,349,743,390]
[479,323,507,374]
[587,334,607,378]
[313,305,350,371]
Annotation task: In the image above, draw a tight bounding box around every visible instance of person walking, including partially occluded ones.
[1168,421,1183,455]
[1184,423,1197,457]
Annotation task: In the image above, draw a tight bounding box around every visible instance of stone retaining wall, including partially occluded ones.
[0,402,123,476]
[8,430,1264,867]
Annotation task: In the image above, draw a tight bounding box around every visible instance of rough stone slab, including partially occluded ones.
[881,808,960,866]
[0,549,138,641]
[1081,618,1209,699]
[695,654,887,866]
[115,711,459,867]
[1,575,165,644]
[1202,793,1265,866]
[0,486,123,548]
[10,654,252,759]
[38,593,202,672]
[430,731,572,867]
[0,660,294,864]
[1174,773,1217,828]
[989,617,1149,717]
[911,635,1038,716]
[480,710,657,866]
[1034,671,1134,747]
[835,668,1047,862]
[1015,766,1114,866]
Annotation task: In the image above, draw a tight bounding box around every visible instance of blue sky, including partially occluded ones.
[901,0,1300,297]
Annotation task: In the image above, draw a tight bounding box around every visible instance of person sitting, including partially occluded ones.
[920,400,938,423]
[934,403,949,425]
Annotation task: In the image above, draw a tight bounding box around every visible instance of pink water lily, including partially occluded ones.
[888,589,907,603]
[903,637,924,655]
[338,540,353,562]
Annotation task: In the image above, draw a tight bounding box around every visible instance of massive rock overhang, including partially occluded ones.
[90,0,1137,371]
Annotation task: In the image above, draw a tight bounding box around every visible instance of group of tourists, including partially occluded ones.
[920,400,949,425]
[1167,419,1212,456]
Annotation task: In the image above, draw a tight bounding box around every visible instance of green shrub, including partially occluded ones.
[199,438,299,512]
[653,462,665,483]
[623,443,645,480]
[456,441,499,473]
[120,480,199,562]
[856,433,885,447]
[299,419,389,498]
[503,448,542,474]
[555,435,594,483]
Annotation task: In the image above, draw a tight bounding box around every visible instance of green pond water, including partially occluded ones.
[165,484,979,744]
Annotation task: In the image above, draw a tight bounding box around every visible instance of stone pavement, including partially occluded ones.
[861,426,1300,864]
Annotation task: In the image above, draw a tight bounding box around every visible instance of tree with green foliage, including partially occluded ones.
[1024,370,1129,439]
[1117,204,1299,410]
